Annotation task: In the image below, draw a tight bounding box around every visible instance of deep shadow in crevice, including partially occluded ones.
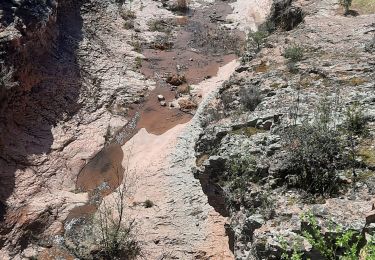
[0,0,84,250]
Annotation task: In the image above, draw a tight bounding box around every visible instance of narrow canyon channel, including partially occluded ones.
[63,1,244,258]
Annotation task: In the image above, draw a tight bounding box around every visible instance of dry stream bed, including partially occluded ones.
[60,0,245,258]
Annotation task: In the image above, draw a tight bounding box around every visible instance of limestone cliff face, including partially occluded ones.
[0,0,141,256]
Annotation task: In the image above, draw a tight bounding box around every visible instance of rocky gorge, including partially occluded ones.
[0,0,374,259]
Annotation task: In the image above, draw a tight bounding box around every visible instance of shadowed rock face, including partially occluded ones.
[269,0,304,31]
[0,0,83,253]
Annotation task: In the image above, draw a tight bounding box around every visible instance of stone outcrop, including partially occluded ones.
[195,0,375,258]
[0,0,151,257]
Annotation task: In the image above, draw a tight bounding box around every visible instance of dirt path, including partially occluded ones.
[119,60,239,259]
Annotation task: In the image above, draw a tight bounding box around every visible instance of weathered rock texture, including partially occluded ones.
[0,0,153,257]
[0,0,271,258]
[195,0,375,258]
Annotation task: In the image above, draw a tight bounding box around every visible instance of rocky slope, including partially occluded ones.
[195,0,375,258]
[0,0,271,258]
[0,0,163,258]
[1,0,374,259]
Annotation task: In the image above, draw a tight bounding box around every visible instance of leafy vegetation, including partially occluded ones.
[92,165,141,260]
[247,30,268,51]
[148,19,175,33]
[225,154,256,198]
[281,212,375,260]
[340,0,353,14]
[283,45,304,63]
[283,99,347,194]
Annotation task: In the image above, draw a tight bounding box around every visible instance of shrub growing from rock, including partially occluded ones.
[247,30,268,51]
[225,154,257,199]
[281,212,375,259]
[283,100,347,194]
[340,0,353,15]
[283,45,304,63]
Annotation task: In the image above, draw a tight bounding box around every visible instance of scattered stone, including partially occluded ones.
[157,94,165,101]
[235,65,250,73]
[160,101,166,106]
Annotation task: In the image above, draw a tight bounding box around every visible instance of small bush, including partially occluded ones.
[225,154,256,197]
[124,20,135,30]
[283,99,347,194]
[150,34,173,50]
[120,8,136,20]
[281,212,375,260]
[239,85,262,111]
[134,57,142,70]
[283,45,304,62]
[247,30,268,51]
[340,0,353,14]
[343,102,367,136]
[174,0,189,11]
[148,19,175,33]
[143,199,154,208]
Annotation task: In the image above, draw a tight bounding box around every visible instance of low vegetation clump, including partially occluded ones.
[120,8,136,20]
[225,154,257,198]
[170,0,189,12]
[143,199,154,208]
[247,30,268,51]
[241,28,268,63]
[239,85,262,111]
[283,45,304,73]
[189,26,243,55]
[148,19,175,33]
[91,168,141,260]
[284,119,345,194]
[150,34,173,50]
[283,45,304,63]
[231,127,266,137]
[343,102,368,136]
[120,8,136,30]
[280,212,375,260]
[283,98,368,194]
[340,0,353,15]
[133,56,142,70]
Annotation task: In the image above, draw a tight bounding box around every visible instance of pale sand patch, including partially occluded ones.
[104,60,239,259]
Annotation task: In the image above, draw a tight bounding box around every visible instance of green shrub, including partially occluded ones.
[343,102,368,136]
[124,20,135,30]
[150,34,173,50]
[340,0,353,14]
[247,30,268,51]
[283,99,346,194]
[283,45,304,62]
[281,212,375,260]
[225,154,256,197]
[148,19,175,33]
